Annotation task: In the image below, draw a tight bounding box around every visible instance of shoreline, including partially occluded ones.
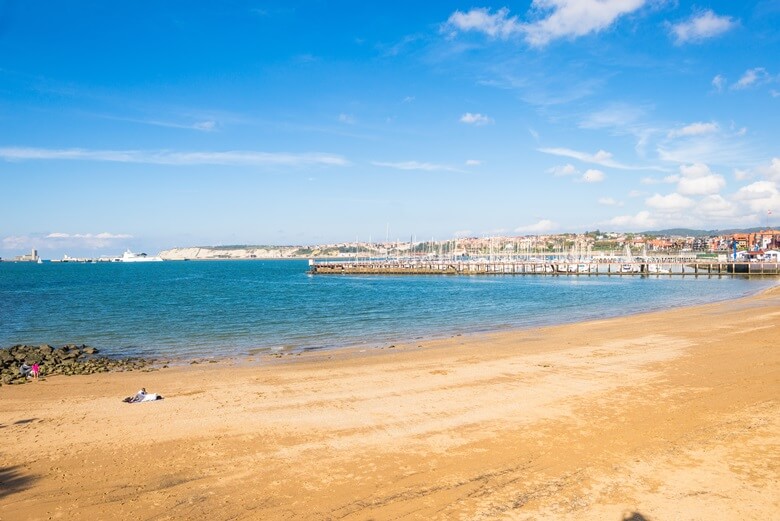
[1,287,778,520]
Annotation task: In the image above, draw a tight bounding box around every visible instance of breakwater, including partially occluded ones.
[309,259,780,276]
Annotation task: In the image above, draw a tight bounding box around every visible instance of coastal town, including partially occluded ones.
[4,228,779,263]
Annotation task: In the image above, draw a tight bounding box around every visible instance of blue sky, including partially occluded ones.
[1,1,779,257]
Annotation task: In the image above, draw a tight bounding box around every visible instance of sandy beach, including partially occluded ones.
[1,286,778,520]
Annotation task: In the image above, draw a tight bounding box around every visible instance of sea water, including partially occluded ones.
[0,260,775,359]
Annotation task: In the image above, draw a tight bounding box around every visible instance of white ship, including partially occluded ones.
[120,249,163,262]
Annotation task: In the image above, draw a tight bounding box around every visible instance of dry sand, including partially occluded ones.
[1,285,778,520]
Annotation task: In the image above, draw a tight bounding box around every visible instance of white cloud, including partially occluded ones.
[758,157,780,181]
[734,168,752,181]
[733,67,770,90]
[3,232,134,252]
[515,219,557,233]
[460,112,493,125]
[581,169,605,183]
[524,0,646,47]
[548,163,578,176]
[669,10,736,45]
[598,197,623,207]
[734,181,776,200]
[674,163,726,195]
[667,121,719,139]
[712,74,726,92]
[605,211,656,229]
[444,7,521,39]
[465,159,481,166]
[695,195,738,219]
[548,164,604,182]
[371,160,463,172]
[628,190,644,198]
[0,147,349,167]
[444,2,646,47]
[46,232,132,240]
[733,181,780,213]
[2,235,36,251]
[453,229,473,237]
[645,193,695,211]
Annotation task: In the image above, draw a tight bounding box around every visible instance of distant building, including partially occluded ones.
[14,248,39,262]
[728,230,780,251]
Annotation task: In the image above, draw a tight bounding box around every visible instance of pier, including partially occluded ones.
[309,258,780,276]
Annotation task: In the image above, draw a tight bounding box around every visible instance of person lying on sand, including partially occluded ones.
[122,387,164,403]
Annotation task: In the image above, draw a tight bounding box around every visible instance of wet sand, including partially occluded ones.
[1,286,778,520]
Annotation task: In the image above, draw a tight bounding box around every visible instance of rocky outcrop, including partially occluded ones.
[0,344,155,385]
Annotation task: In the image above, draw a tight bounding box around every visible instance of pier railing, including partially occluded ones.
[309,258,780,276]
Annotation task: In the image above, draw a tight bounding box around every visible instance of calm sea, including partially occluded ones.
[0,260,775,359]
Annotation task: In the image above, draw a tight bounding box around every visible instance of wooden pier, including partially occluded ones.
[309,259,780,276]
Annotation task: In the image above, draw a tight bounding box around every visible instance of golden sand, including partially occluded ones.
[1,286,778,520]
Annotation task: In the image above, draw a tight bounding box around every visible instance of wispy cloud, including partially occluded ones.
[371,160,463,172]
[0,147,349,167]
[539,147,658,171]
[465,159,481,166]
[668,9,737,45]
[93,113,221,132]
[712,74,726,92]
[656,134,754,167]
[460,112,493,125]
[667,121,718,139]
[579,102,647,130]
[732,67,770,90]
[338,113,357,124]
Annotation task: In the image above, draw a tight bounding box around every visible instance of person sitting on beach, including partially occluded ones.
[122,387,163,403]
[20,363,32,379]
[30,363,40,380]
